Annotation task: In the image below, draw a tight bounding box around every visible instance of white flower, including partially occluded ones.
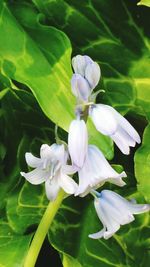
[21,144,78,201]
[71,74,91,101]
[68,119,88,168]
[89,190,150,240]
[72,55,101,91]
[89,104,141,154]
[75,145,126,196]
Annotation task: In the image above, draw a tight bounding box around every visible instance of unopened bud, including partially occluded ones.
[85,62,101,89]
[71,74,91,101]
[72,55,93,76]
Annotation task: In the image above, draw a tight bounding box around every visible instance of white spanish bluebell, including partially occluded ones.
[89,190,150,240]
[75,145,126,196]
[71,55,101,101]
[21,143,78,201]
[89,104,141,154]
[68,119,88,168]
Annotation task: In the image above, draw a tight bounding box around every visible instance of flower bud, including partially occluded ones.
[72,55,93,76]
[85,62,101,89]
[71,73,91,101]
[68,119,88,168]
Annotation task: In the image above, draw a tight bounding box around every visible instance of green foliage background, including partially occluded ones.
[0,0,150,266]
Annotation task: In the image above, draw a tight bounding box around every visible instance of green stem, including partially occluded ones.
[24,190,66,267]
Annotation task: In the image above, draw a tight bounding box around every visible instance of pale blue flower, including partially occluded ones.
[89,190,150,239]
[75,145,126,196]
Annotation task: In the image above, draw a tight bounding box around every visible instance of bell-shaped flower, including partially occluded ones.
[89,190,150,240]
[21,144,78,201]
[72,55,101,92]
[75,145,126,196]
[68,119,88,168]
[89,104,141,155]
[71,74,91,102]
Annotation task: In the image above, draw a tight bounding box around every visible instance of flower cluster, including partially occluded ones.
[21,55,149,239]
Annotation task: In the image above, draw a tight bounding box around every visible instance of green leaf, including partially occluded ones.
[7,183,47,234]
[137,0,150,7]
[0,2,113,159]
[63,254,82,267]
[134,124,150,202]
[6,182,149,267]
[33,0,150,118]
[0,88,9,100]
[0,221,32,267]
[0,142,6,161]
[49,192,150,267]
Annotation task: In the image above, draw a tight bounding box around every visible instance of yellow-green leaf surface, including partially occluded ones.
[137,0,150,7]
[135,124,150,202]
[0,222,32,267]
[33,0,150,119]
[6,183,150,267]
[0,2,113,158]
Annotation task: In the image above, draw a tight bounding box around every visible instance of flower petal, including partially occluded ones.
[20,168,46,185]
[100,195,134,226]
[90,190,150,239]
[71,74,91,101]
[76,145,126,196]
[40,144,52,158]
[111,131,130,155]
[89,228,106,239]
[106,105,141,143]
[68,119,88,168]
[25,153,41,168]
[51,144,67,164]
[89,104,118,136]
[94,198,120,237]
[72,55,93,76]
[59,173,78,194]
[45,178,60,201]
[85,62,101,89]
[111,124,139,154]
[62,164,79,175]
[127,203,150,214]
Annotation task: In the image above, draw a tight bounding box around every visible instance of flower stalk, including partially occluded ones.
[24,189,66,267]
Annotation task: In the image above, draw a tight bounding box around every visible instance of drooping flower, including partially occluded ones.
[71,55,101,101]
[89,190,150,240]
[21,143,78,201]
[75,145,126,196]
[68,119,88,168]
[89,104,141,154]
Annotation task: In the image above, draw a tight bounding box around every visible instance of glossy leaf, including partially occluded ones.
[6,182,150,267]
[0,221,32,267]
[0,2,113,159]
[135,124,150,202]
[137,0,150,7]
[33,0,150,118]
